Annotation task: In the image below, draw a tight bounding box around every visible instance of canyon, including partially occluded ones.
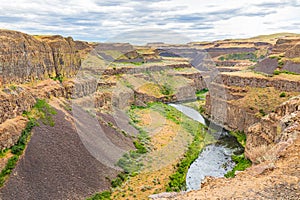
[0,30,299,199]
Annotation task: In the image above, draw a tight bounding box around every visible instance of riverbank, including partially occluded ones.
[110,103,213,199]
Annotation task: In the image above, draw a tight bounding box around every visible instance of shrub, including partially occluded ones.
[280,92,286,98]
[259,109,266,116]
[160,83,173,96]
[133,140,147,154]
[273,70,280,75]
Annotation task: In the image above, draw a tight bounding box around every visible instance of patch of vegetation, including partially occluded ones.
[273,70,299,75]
[280,92,286,98]
[278,60,284,68]
[86,191,111,200]
[160,83,173,96]
[259,109,266,117]
[196,88,209,99]
[224,154,251,178]
[219,52,258,62]
[9,85,17,91]
[50,74,64,83]
[111,173,129,188]
[269,55,281,60]
[0,149,9,158]
[24,99,57,126]
[0,155,19,186]
[133,140,147,154]
[229,131,246,148]
[11,118,37,155]
[118,61,144,66]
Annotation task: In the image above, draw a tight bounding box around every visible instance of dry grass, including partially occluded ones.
[137,83,164,98]
[232,87,300,115]
[112,108,193,200]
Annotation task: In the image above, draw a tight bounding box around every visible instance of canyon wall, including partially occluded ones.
[246,96,300,163]
[205,72,300,163]
[0,30,91,85]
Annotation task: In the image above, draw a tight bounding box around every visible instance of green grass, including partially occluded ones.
[49,74,64,83]
[86,191,111,200]
[11,119,37,155]
[25,99,57,126]
[229,131,246,148]
[196,88,209,99]
[0,155,19,186]
[224,154,252,178]
[273,70,299,75]
[118,61,144,66]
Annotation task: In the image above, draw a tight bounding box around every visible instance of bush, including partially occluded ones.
[280,92,286,98]
[259,109,266,116]
[160,83,173,96]
[133,140,147,154]
[273,70,280,75]
[111,177,123,188]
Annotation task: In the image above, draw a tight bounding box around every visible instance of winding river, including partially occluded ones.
[169,104,243,191]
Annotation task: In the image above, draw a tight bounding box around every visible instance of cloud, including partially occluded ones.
[0,0,299,43]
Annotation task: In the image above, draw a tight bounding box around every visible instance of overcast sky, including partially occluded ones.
[0,0,299,44]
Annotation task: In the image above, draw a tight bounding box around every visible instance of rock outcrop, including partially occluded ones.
[0,30,91,85]
[246,95,300,163]
[205,72,300,131]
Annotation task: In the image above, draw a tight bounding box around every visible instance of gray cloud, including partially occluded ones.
[0,0,299,43]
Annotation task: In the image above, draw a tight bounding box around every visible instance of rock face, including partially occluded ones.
[0,116,28,149]
[0,30,90,85]
[246,95,300,163]
[205,72,300,131]
[271,38,300,56]
[216,72,300,92]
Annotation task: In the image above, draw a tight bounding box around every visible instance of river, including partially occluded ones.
[169,104,243,191]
